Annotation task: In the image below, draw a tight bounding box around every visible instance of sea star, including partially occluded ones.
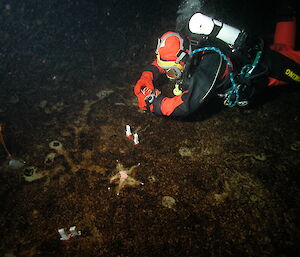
[109,160,143,195]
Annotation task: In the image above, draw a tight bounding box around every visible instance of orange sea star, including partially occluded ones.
[109,160,143,195]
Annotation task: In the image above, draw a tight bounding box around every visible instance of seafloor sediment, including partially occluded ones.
[1,1,299,256]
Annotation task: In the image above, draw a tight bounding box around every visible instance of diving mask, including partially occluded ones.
[157,53,185,79]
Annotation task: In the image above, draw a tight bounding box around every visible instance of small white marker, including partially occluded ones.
[133,133,139,145]
[125,125,133,139]
[69,226,81,237]
[58,228,70,240]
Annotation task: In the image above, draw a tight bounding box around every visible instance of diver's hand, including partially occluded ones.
[137,92,148,110]
[137,87,160,111]
[134,71,154,96]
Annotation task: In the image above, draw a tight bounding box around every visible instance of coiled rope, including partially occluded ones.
[191,47,262,107]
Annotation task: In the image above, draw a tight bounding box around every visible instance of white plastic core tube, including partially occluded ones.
[189,12,241,46]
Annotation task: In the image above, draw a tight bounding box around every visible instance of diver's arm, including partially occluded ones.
[133,60,164,97]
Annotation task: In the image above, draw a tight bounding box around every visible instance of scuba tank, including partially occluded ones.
[188,12,248,50]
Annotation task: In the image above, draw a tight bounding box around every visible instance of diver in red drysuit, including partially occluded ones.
[134,13,300,117]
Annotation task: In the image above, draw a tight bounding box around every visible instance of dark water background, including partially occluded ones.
[0,0,299,256]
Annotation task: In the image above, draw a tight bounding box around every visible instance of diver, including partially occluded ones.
[133,10,300,117]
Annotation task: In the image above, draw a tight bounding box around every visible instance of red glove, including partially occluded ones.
[134,71,154,96]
